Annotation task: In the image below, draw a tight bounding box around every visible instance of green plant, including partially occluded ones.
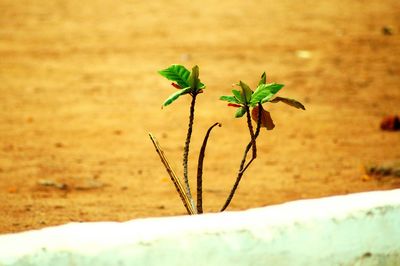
[149,64,305,214]
[219,74,305,211]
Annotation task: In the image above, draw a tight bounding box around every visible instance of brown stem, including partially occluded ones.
[149,133,196,215]
[246,105,257,160]
[196,122,221,214]
[221,104,262,212]
[254,103,262,138]
[183,93,197,210]
[239,103,262,173]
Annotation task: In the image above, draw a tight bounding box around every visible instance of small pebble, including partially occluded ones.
[380,115,400,131]
[113,130,122,135]
[382,26,393,36]
[54,142,64,148]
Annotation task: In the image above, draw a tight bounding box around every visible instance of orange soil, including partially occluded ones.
[0,0,399,233]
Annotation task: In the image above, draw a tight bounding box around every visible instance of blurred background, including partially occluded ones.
[0,0,399,233]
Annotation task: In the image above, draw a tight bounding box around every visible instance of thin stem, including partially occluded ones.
[254,103,262,138]
[196,122,221,214]
[221,104,262,212]
[240,110,258,174]
[246,105,257,160]
[239,103,262,173]
[149,133,196,215]
[183,93,197,211]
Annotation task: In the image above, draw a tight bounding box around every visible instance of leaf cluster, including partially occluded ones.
[220,72,305,129]
[158,65,205,107]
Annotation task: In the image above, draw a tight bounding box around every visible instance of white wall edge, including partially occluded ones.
[0,189,399,266]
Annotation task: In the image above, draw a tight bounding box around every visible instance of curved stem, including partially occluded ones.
[221,104,262,212]
[196,122,221,214]
[183,93,197,211]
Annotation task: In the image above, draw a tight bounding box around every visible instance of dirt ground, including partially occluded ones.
[1,0,399,234]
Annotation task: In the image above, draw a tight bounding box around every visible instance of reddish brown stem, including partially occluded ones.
[221,104,262,211]
[196,122,221,214]
[182,93,197,211]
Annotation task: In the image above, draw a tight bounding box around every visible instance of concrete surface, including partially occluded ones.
[0,189,399,266]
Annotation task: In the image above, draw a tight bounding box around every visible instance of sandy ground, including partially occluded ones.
[0,0,399,233]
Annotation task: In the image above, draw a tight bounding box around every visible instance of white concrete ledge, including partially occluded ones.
[0,189,399,266]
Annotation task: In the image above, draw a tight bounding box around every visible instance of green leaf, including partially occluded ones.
[260,83,284,104]
[189,65,200,91]
[189,65,199,87]
[270,97,306,110]
[250,85,272,106]
[235,107,246,118]
[190,65,206,92]
[239,81,253,104]
[250,83,283,106]
[232,90,244,103]
[220,95,240,104]
[258,72,267,86]
[162,87,191,107]
[159,65,190,88]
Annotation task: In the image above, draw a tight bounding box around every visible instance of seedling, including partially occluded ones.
[149,64,305,214]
